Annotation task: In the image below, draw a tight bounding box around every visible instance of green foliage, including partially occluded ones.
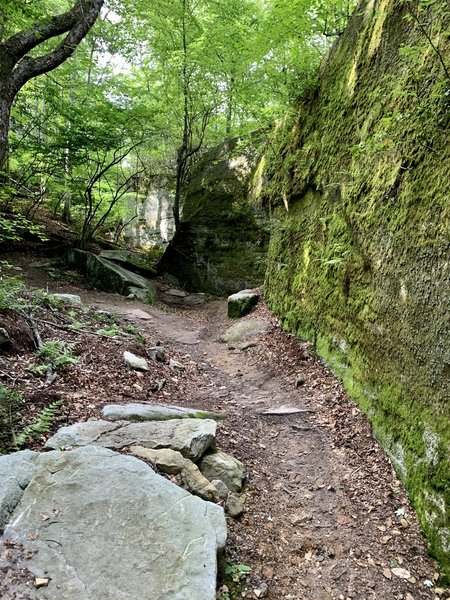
[0,213,49,244]
[0,383,22,454]
[14,398,64,449]
[96,324,121,337]
[32,340,79,373]
[218,560,252,599]
[2,0,357,235]
[31,290,64,310]
[0,276,26,312]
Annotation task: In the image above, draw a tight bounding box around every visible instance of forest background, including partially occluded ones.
[0,0,355,249]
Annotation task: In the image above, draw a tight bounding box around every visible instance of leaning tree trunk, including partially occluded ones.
[0,89,13,171]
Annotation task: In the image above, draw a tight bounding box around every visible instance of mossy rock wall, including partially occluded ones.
[159,138,269,295]
[263,0,450,571]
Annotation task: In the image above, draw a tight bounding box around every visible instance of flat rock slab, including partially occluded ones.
[0,446,226,600]
[45,419,216,461]
[261,405,315,415]
[125,308,154,320]
[183,293,207,306]
[219,318,270,343]
[227,290,259,319]
[51,293,82,304]
[101,403,226,422]
[67,249,157,304]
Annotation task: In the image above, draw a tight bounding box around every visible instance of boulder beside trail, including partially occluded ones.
[227,289,259,319]
[45,418,216,462]
[67,249,157,304]
[219,318,270,344]
[123,351,149,371]
[0,446,226,600]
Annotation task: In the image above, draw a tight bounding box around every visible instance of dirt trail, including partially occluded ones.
[3,257,448,600]
[83,292,447,600]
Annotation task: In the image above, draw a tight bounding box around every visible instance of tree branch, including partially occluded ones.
[8,0,104,94]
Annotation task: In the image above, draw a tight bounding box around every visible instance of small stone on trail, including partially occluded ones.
[253,582,268,598]
[127,308,153,320]
[147,346,167,362]
[0,327,10,347]
[130,446,219,502]
[35,577,50,588]
[161,288,188,304]
[294,374,306,388]
[228,340,258,351]
[225,493,244,518]
[391,567,411,579]
[123,351,149,371]
[169,358,186,371]
[227,289,259,319]
[167,288,188,297]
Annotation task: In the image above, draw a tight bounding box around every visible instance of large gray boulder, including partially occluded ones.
[0,446,226,600]
[45,419,216,461]
[101,403,225,422]
[123,351,149,371]
[67,249,157,303]
[0,450,38,532]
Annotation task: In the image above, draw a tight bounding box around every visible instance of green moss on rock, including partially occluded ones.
[263,0,450,573]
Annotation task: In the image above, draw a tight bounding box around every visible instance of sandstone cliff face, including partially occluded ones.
[159,138,269,295]
[263,0,450,570]
[123,175,175,249]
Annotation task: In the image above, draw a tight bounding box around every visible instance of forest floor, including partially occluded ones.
[1,251,449,600]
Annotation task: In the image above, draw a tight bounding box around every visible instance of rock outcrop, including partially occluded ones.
[263,0,450,571]
[123,174,176,249]
[101,402,225,422]
[227,289,259,319]
[158,137,269,295]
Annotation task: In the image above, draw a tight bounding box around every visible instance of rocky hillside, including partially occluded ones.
[263,0,450,571]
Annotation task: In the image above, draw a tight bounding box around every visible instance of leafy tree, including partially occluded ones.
[0,0,104,168]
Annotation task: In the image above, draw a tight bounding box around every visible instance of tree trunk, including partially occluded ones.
[0,90,13,172]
